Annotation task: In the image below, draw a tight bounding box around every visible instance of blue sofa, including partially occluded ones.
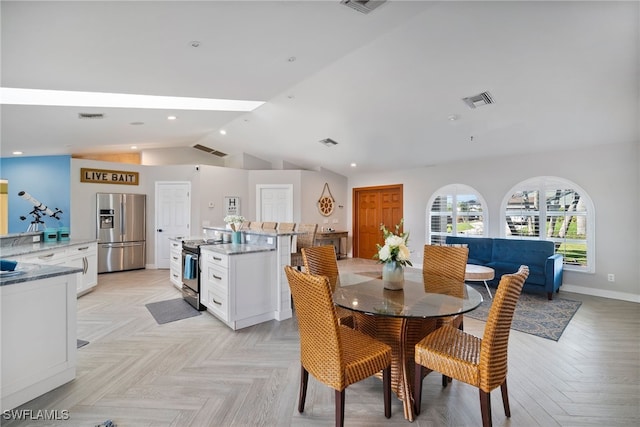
[445,236,563,300]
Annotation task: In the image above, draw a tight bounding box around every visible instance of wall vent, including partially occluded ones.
[319,138,339,147]
[340,0,387,14]
[193,144,227,157]
[78,113,104,119]
[462,91,495,109]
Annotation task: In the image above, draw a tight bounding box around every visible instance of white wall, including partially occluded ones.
[348,142,639,302]
[141,147,225,166]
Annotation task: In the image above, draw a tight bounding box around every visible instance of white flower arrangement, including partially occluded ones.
[374,218,412,266]
[224,215,245,231]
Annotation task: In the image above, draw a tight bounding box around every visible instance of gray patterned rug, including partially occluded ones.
[465,284,582,341]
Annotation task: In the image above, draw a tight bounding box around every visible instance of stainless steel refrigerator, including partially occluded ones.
[97,193,146,273]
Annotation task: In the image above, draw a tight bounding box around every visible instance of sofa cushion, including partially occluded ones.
[486,261,546,286]
[445,236,493,264]
[491,238,555,266]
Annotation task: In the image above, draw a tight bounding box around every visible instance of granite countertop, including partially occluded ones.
[200,243,275,256]
[0,238,98,259]
[0,262,83,287]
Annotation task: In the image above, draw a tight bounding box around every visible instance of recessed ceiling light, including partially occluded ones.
[287,56,296,62]
[0,88,265,112]
[12,151,23,155]
[219,129,227,135]
[130,146,137,150]
[448,114,459,121]
[190,41,201,48]
[130,121,144,126]
[350,162,357,168]
[167,115,177,120]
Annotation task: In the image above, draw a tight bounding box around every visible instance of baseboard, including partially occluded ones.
[561,283,640,303]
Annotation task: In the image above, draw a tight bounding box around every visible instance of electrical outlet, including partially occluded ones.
[332,219,339,223]
[607,273,615,282]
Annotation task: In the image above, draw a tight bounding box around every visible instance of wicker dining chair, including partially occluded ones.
[284,266,392,427]
[239,220,251,230]
[301,245,354,328]
[422,244,469,282]
[261,221,278,230]
[290,223,317,270]
[277,222,296,233]
[249,221,263,230]
[413,265,530,427]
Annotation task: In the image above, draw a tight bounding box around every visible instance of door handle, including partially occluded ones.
[157,229,163,232]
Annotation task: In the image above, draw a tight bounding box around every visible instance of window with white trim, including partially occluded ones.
[427,184,488,244]
[501,176,594,273]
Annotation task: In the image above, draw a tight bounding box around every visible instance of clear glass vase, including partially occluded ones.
[382,261,404,290]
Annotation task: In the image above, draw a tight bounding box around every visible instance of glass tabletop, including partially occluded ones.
[334,270,483,318]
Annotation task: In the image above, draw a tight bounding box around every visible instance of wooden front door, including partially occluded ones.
[353,184,403,259]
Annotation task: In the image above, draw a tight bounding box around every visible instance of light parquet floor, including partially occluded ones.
[3,259,639,426]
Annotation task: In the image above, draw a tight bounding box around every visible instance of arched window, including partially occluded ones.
[501,176,594,273]
[427,184,488,244]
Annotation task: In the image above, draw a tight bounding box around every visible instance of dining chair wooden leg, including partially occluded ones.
[383,366,392,418]
[479,389,492,427]
[298,365,308,413]
[442,374,451,387]
[413,362,423,415]
[335,389,346,427]
[500,379,511,417]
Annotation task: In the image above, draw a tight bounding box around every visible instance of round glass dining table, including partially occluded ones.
[333,270,483,421]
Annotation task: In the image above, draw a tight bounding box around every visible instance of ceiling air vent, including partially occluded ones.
[193,144,227,157]
[462,91,495,109]
[319,138,338,147]
[78,113,104,119]
[340,0,387,14]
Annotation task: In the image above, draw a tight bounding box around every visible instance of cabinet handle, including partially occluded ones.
[83,257,88,274]
[39,253,55,259]
[212,298,222,306]
[172,256,178,260]
[213,256,222,261]
[76,246,89,251]
[172,273,178,278]
[212,274,222,281]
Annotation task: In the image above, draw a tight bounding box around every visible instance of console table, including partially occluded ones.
[315,230,348,259]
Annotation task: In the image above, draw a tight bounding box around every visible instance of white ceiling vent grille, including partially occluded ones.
[340,0,387,14]
[462,91,495,109]
[319,138,339,147]
[193,144,227,157]
[78,113,104,119]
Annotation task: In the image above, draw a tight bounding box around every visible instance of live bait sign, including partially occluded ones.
[80,168,139,185]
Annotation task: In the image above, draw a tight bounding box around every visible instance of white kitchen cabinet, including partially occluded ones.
[66,243,98,296]
[200,248,276,330]
[169,240,183,290]
[11,241,98,297]
[1,269,77,412]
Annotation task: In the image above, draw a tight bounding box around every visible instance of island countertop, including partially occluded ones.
[0,238,98,259]
[0,262,83,286]
[199,243,275,256]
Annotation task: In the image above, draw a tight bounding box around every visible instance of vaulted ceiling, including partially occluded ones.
[2,1,638,176]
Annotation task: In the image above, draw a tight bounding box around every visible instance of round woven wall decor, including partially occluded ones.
[318,183,335,216]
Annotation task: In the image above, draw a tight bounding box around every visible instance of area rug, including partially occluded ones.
[145,298,202,325]
[464,284,582,341]
[77,339,89,349]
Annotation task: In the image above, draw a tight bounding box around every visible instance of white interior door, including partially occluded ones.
[155,181,190,269]
[256,185,293,222]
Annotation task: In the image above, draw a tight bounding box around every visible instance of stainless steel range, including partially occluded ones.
[181,238,223,310]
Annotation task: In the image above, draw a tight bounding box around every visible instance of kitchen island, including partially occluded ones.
[1,262,81,412]
[200,226,300,327]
